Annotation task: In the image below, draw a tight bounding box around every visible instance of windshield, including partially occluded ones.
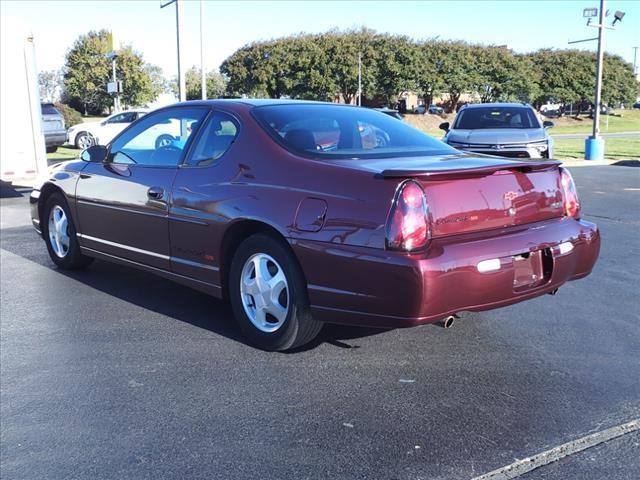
[253,104,456,159]
[453,106,541,130]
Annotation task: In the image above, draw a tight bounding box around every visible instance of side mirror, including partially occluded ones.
[543,120,554,129]
[81,145,108,163]
[439,122,450,132]
[100,120,107,126]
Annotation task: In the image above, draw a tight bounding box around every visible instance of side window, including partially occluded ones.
[106,113,134,124]
[109,107,206,167]
[185,112,239,167]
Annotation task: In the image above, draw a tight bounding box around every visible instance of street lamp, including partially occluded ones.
[572,0,626,160]
[105,51,121,113]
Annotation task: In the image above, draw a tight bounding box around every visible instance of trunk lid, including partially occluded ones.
[337,153,565,237]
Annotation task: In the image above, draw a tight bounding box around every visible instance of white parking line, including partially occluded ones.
[471,419,640,480]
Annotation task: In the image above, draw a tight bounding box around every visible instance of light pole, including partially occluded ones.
[106,51,120,113]
[572,2,625,160]
[200,0,206,100]
[585,0,606,160]
[633,46,638,77]
[161,0,186,102]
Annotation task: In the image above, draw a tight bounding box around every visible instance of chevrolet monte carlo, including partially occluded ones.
[30,100,600,350]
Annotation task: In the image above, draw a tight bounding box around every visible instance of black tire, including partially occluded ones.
[229,233,322,351]
[46,146,58,153]
[43,192,93,270]
[75,132,94,150]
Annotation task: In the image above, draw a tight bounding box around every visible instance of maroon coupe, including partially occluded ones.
[30,100,600,350]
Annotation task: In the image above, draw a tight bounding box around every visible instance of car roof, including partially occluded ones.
[461,103,532,110]
[167,98,352,109]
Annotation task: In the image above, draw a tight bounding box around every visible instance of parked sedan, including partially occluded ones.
[415,104,443,115]
[30,100,600,350]
[441,103,555,159]
[67,109,148,149]
[41,103,66,153]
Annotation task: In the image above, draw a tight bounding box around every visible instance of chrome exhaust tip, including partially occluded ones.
[441,315,456,328]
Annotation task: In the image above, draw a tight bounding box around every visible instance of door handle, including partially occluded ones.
[147,186,164,200]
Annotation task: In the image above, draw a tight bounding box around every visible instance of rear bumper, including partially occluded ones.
[44,131,67,147]
[292,217,600,328]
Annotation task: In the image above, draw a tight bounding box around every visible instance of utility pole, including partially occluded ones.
[633,46,638,77]
[200,0,207,100]
[111,57,120,113]
[161,0,186,102]
[357,52,362,106]
[591,0,605,140]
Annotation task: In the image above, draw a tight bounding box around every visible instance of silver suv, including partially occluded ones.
[440,103,554,159]
[41,103,66,153]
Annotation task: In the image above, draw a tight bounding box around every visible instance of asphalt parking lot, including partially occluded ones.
[1,165,639,480]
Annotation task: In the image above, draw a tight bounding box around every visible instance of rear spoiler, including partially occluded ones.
[381,160,561,180]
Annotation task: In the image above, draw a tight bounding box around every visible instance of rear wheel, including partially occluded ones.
[229,233,322,351]
[43,193,93,269]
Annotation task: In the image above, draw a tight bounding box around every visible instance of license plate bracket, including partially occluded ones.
[512,249,552,291]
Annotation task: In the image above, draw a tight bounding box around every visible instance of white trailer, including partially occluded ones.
[1,18,48,185]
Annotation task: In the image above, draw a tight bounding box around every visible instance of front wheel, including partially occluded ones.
[229,233,322,351]
[43,193,93,270]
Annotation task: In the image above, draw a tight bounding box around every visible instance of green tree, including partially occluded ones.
[63,30,164,114]
[433,41,477,112]
[414,40,445,108]
[173,67,228,100]
[63,30,111,114]
[602,54,638,107]
[529,49,595,109]
[116,46,164,107]
[371,34,418,106]
[471,46,539,103]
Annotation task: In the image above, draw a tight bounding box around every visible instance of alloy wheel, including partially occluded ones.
[240,253,289,333]
[78,134,94,149]
[48,205,70,258]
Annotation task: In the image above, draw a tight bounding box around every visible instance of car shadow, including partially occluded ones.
[0,224,392,351]
[51,256,392,352]
[612,160,639,167]
[1,181,24,198]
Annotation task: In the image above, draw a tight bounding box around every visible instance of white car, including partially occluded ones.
[67,109,148,149]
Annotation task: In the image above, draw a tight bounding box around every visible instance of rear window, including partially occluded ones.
[453,106,541,130]
[41,104,60,115]
[253,104,456,159]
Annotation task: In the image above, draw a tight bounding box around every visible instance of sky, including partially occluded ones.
[2,0,639,79]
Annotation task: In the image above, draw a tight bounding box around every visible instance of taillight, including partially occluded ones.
[559,167,581,219]
[386,180,430,251]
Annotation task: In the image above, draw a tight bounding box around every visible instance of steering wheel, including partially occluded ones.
[150,143,182,164]
[155,134,176,149]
